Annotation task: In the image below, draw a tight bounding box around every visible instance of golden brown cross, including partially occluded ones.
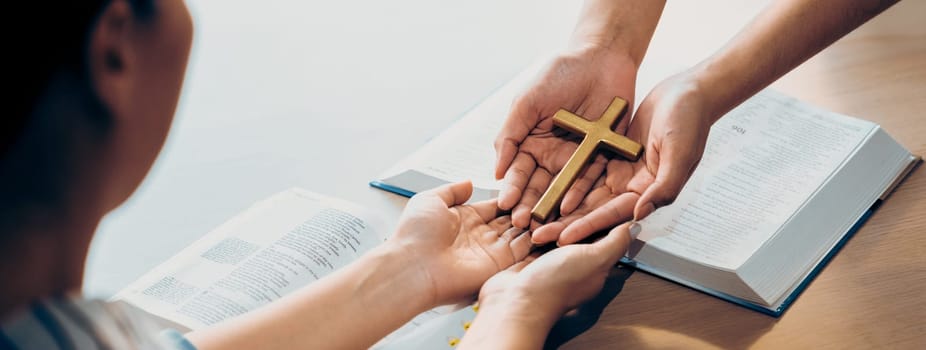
[530,97,644,222]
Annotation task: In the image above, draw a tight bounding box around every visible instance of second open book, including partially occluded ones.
[371,65,920,316]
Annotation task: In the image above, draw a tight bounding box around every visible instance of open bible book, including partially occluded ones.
[114,189,480,348]
[371,67,920,316]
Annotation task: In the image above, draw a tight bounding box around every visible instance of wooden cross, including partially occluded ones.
[531,97,644,222]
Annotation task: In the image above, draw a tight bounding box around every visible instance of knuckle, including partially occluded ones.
[523,186,542,200]
[509,166,531,180]
[570,179,589,193]
[608,205,629,220]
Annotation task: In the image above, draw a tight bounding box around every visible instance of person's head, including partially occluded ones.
[1,0,193,236]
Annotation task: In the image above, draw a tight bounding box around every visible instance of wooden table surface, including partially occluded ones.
[563,1,926,349]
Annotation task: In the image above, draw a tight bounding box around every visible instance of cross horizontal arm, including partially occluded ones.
[553,110,596,136]
[599,133,643,161]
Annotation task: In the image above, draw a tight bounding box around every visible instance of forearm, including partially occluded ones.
[187,243,434,350]
[693,0,900,121]
[570,0,666,65]
[458,295,560,350]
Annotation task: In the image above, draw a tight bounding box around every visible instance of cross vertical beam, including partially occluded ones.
[530,97,643,223]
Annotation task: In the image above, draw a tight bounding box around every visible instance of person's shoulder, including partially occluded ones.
[0,296,196,350]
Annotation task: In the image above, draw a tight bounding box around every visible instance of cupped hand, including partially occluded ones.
[531,72,715,246]
[477,223,635,321]
[494,46,640,229]
[390,181,533,306]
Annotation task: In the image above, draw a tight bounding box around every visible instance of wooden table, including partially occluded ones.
[563,1,926,349]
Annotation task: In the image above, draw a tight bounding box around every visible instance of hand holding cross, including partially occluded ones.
[530,97,643,222]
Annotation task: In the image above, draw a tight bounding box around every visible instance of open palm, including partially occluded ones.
[530,73,715,246]
[391,181,533,306]
[495,47,639,230]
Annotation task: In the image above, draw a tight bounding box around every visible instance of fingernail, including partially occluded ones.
[530,235,543,245]
[628,221,642,240]
[636,202,656,221]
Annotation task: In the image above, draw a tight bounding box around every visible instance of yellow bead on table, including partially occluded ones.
[447,337,460,347]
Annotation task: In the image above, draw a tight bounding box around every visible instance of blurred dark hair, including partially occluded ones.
[1,1,152,235]
[6,2,105,152]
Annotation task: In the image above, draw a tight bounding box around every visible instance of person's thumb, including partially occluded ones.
[414,181,473,208]
[590,222,635,266]
[494,96,536,179]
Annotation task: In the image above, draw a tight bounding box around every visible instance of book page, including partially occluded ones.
[114,188,385,330]
[638,91,875,269]
[375,304,478,349]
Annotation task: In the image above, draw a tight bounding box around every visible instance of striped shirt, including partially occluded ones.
[0,297,195,350]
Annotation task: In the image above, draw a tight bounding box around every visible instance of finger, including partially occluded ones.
[468,200,504,223]
[511,168,552,228]
[498,153,536,210]
[560,155,607,216]
[559,192,638,246]
[589,223,634,266]
[506,253,539,273]
[489,226,527,268]
[634,138,700,220]
[425,181,474,207]
[498,226,525,241]
[488,215,513,233]
[495,97,537,179]
[528,219,545,232]
[533,185,612,244]
[531,221,565,245]
[509,231,533,262]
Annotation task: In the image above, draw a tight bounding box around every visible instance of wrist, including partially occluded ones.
[479,289,562,329]
[564,41,641,74]
[459,293,560,349]
[688,49,765,123]
[568,0,665,67]
[567,36,637,66]
[365,242,440,309]
[668,65,729,126]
